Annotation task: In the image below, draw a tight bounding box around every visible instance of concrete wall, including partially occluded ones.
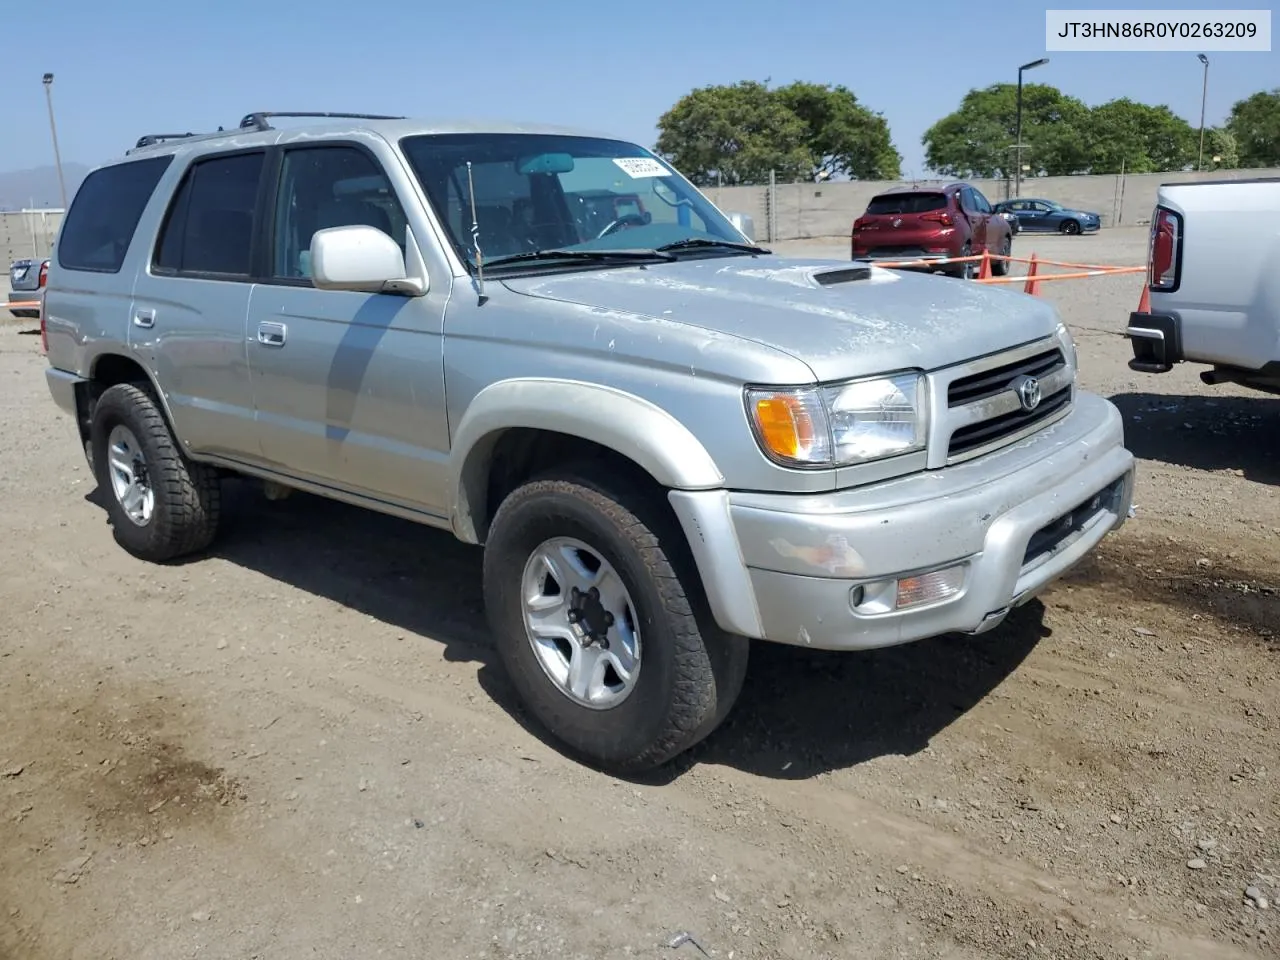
[1,210,63,267]
[703,166,1280,242]
[5,165,1277,261]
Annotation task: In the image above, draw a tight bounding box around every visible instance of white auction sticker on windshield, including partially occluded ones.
[613,157,670,178]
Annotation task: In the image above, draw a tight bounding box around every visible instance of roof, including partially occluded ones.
[115,113,627,166]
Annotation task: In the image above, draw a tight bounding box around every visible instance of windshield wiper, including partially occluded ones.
[483,248,676,268]
[655,238,772,255]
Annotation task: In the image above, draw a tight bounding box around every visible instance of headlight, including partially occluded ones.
[746,372,927,468]
[1056,322,1079,374]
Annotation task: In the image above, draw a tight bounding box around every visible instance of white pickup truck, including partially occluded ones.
[1126,177,1280,395]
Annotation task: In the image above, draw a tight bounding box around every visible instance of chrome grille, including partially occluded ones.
[949,384,1071,457]
[926,335,1076,468]
[948,347,1064,407]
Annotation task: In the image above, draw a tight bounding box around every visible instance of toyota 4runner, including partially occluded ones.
[41,111,1136,773]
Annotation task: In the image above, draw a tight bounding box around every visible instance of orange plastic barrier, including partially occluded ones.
[862,250,1146,296]
[7,301,41,310]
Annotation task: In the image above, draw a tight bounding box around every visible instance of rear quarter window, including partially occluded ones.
[865,193,948,215]
[57,156,173,273]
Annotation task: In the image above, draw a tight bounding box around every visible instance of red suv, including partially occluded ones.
[850,183,1012,279]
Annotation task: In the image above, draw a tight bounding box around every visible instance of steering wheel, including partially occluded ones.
[596,213,649,240]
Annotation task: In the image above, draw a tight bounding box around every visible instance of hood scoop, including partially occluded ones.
[812,265,873,286]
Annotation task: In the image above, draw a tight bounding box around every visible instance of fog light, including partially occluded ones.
[895,565,966,609]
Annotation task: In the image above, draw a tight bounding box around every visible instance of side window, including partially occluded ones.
[153,152,265,278]
[958,188,974,212]
[972,189,993,214]
[272,145,408,280]
[57,155,172,273]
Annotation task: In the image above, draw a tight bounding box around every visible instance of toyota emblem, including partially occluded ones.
[1012,375,1042,411]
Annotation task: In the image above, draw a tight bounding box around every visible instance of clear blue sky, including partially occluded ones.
[5,0,1276,177]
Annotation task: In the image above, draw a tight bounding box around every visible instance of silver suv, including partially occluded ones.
[41,111,1136,772]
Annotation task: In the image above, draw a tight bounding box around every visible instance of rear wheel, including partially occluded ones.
[89,382,222,562]
[949,243,975,279]
[482,470,749,773]
[992,235,1012,276]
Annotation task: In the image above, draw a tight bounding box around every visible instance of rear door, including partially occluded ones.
[130,149,267,461]
[1020,200,1050,231]
[960,187,990,252]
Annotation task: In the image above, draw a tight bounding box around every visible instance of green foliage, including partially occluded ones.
[1226,88,1280,168]
[922,83,1091,179]
[655,81,900,185]
[773,82,901,180]
[1201,128,1239,169]
[1084,99,1196,174]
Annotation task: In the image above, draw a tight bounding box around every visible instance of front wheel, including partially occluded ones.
[482,471,748,773]
[1061,220,1081,235]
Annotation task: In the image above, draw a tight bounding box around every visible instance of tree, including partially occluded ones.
[1201,128,1239,169]
[1226,89,1280,168]
[655,81,900,185]
[922,83,1091,179]
[1083,99,1196,173]
[772,82,901,180]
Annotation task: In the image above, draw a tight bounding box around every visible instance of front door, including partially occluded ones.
[245,142,451,516]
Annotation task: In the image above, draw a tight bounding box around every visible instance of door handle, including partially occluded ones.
[133,309,155,329]
[257,321,287,347]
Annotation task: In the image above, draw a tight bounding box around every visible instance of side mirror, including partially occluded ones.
[310,225,425,296]
[725,212,755,242]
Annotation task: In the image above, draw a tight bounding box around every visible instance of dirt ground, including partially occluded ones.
[2,227,1277,960]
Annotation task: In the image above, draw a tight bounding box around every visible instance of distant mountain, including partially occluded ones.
[0,163,91,211]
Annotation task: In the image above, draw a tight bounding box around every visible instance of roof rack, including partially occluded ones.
[129,112,406,154]
[238,111,406,132]
[134,132,198,149]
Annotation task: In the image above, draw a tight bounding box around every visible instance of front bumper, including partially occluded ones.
[1125,310,1182,373]
[669,392,1135,651]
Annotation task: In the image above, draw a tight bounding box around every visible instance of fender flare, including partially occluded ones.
[449,378,724,543]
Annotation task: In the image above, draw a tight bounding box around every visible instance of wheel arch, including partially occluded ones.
[449,379,724,545]
[76,352,184,461]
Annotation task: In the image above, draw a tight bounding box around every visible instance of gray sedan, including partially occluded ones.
[8,257,48,318]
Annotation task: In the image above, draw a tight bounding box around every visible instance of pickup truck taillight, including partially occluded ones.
[1148,206,1182,292]
[38,261,48,288]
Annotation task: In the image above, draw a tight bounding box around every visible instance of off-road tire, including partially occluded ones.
[90,382,222,562]
[483,470,749,773]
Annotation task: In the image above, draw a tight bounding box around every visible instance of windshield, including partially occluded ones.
[865,193,947,215]
[399,133,746,270]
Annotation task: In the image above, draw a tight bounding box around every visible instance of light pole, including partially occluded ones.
[42,72,68,210]
[1196,54,1209,171]
[1014,58,1049,199]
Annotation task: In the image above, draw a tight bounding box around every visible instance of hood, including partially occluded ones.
[500,255,1062,382]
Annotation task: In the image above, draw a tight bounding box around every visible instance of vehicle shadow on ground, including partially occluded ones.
[672,602,1049,783]
[83,481,1051,781]
[1108,392,1280,486]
